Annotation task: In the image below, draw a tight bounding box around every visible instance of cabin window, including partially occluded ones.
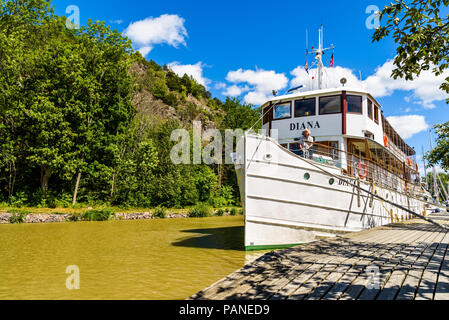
[295,98,316,117]
[347,95,362,114]
[368,100,373,120]
[262,107,271,124]
[319,95,341,115]
[280,144,288,149]
[273,102,291,120]
[374,105,379,123]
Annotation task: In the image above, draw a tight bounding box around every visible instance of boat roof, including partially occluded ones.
[260,86,382,109]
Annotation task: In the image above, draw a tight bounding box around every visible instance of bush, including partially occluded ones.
[8,209,30,224]
[238,208,244,215]
[188,203,212,218]
[153,206,167,219]
[67,213,80,222]
[81,208,113,221]
[230,208,238,216]
[215,209,224,216]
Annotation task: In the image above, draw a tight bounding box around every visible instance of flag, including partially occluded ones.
[305,60,309,74]
[330,52,334,68]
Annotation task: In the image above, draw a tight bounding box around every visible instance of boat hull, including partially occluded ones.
[240,133,428,251]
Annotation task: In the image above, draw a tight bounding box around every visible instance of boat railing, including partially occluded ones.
[300,142,421,196]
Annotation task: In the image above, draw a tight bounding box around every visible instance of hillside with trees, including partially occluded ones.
[0,0,260,209]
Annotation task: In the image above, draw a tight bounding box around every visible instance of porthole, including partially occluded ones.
[304,173,311,180]
[264,153,273,161]
[329,178,335,185]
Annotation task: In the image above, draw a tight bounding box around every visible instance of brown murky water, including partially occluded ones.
[0,216,262,300]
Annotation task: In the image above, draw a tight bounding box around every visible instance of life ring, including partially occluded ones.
[383,135,389,147]
[357,162,368,179]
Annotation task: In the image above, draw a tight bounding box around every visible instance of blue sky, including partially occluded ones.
[52,0,448,171]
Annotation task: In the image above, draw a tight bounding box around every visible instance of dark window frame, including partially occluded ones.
[262,106,271,125]
[319,95,342,115]
[368,99,373,120]
[272,101,292,121]
[374,105,379,124]
[347,95,363,114]
[294,97,316,118]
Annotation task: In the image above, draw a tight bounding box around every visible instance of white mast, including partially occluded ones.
[309,25,334,90]
[317,27,323,89]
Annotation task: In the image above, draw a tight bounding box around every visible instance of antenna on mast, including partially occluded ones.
[309,25,334,90]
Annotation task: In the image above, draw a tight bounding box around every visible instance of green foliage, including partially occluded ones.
[210,185,234,208]
[81,208,113,221]
[426,122,449,171]
[422,171,449,201]
[215,209,224,216]
[0,0,258,211]
[188,203,212,218]
[8,209,30,224]
[153,206,167,219]
[238,208,244,215]
[230,207,238,216]
[67,213,81,222]
[372,0,449,101]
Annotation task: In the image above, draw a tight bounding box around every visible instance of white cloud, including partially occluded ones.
[222,84,249,97]
[124,14,187,56]
[386,115,429,139]
[167,61,210,87]
[138,46,152,57]
[363,60,449,109]
[289,60,449,109]
[224,68,289,104]
[290,65,361,91]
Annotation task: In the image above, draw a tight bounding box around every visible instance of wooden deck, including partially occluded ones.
[192,213,449,300]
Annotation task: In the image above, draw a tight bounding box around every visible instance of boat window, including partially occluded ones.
[295,98,316,117]
[368,100,373,119]
[347,95,362,114]
[273,102,291,120]
[280,144,288,149]
[374,105,379,123]
[319,95,341,115]
[262,106,271,124]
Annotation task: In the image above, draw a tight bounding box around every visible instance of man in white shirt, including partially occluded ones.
[299,129,314,158]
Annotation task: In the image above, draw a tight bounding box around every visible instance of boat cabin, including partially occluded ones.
[261,87,421,193]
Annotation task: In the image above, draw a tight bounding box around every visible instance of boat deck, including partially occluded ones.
[191,212,449,300]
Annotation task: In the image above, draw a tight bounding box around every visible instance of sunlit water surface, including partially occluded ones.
[0,216,264,300]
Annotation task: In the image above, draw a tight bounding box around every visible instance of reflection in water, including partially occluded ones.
[0,216,268,300]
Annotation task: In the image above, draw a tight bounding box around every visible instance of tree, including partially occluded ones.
[426,122,449,171]
[372,0,449,98]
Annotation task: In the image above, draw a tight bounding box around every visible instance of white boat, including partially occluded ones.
[236,27,431,251]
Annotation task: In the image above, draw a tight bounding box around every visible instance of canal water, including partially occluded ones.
[0,216,263,300]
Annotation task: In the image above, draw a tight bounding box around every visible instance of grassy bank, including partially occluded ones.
[0,204,244,224]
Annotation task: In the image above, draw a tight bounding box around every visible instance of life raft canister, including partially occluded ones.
[358,162,368,179]
[383,134,389,148]
[408,158,412,167]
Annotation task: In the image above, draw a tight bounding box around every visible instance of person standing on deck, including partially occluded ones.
[299,129,314,158]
